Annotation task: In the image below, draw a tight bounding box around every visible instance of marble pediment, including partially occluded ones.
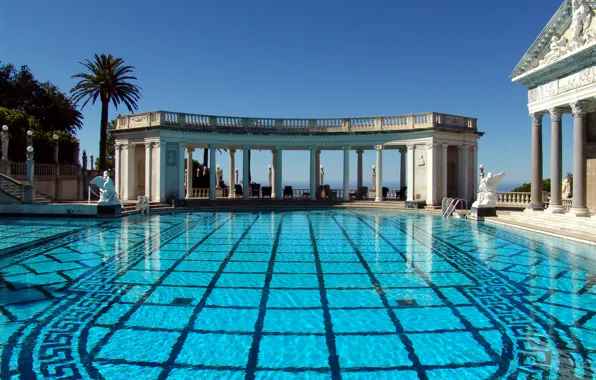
[511,0,596,83]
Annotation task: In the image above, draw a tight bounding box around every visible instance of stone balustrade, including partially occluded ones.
[496,191,550,208]
[9,163,80,177]
[116,111,477,134]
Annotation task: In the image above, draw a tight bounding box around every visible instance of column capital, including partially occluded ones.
[530,112,545,124]
[309,145,317,152]
[342,145,350,152]
[242,144,250,150]
[228,148,236,154]
[208,143,217,149]
[548,107,564,121]
[457,145,468,152]
[441,143,449,149]
[426,143,438,149]
[144,142,153,149]
[406,144,415,151]
[153,142,162,149]
[356,148,364,155]
[121,144,130,151]
[374,144,383,151]
[275,145,284,152]
[185,147,194,153]
[571,100,589,116]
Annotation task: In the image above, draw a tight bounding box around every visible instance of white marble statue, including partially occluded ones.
[216,165,223,188]
[136,195,150,215]
[417,154,425,166]
[562,178,572,199]
[91,171,119,204]
[472,171,505,208]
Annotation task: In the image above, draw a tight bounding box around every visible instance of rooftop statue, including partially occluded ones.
[91,171,119,205]
[472,171,505,208]
[569,0,593,50]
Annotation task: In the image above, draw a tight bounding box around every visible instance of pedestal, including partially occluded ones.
[468,206,496,221]
[405,201,424,209]
[97,204,122,216]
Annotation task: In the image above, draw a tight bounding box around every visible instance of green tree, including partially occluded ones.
[512,178,551,193]
[71,54,141,171]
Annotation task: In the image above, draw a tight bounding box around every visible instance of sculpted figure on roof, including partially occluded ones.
[569,0,594,50]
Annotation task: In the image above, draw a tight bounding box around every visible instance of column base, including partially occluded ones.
[567,207,591,217]
[375,197,383,202]
[526,203,544,211]
[544,204,566,214]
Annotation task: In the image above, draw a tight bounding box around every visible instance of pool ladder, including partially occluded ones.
[441,197,468,218]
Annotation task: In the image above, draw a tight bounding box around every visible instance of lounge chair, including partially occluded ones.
[382,187,389,199]
[262,186,272,198]
[234,184,243,198]
[397,187,407,200]
[251,183,261,198]
[316,185,324,199]
[324,185,337,200]
[283,186,293,198]
[357,186,369,200]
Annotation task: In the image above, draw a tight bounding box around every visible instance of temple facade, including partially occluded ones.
[112,111,482,205]
[512,0,596,215]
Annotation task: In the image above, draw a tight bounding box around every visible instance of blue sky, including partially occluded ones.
[1,0,570,190]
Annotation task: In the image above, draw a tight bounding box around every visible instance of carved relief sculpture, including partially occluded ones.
[417,154,425,166]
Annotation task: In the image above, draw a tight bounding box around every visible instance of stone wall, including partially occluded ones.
[413,145,427,202]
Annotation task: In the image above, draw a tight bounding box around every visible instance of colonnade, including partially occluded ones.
[529,102,590,217]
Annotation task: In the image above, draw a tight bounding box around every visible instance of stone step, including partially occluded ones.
[497,212,596,235]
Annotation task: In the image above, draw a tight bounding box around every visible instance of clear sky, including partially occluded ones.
[0,0,571,190]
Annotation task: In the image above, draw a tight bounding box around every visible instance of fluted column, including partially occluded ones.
[569,101,590,216]
[275,146,283,200]
[243,145,250,200]
[309,146,317,200]
[375,145,383,202]
[126,143,136,200]
[471,145,478,202]
[426,143,436,205]
[271,149,277,198]
[228,149,236,198]
[343,146,350,201]
[178,144,186,199]
[399,148,406,190]
[115,144,122,198]
[356,149,364,190]
[145,142,153,200]
[315,149,321,188]
[546,108,565,214]
[406,145,415,201]
[441,143,448,199]
[457,145,469,201]
[155,141,167,202]
[528,113,544,210]
[209,144,216,201]
[185,147,194,199]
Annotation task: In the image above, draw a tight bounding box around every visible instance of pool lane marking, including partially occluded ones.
[157,214,263,380]
[244,214,288,380]
[330,215,428,380]
[378,215,587,378]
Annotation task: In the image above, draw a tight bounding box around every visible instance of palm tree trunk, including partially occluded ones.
[99,100,109,170]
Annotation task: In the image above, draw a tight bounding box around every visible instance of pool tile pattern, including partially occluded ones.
[0,211,593,379]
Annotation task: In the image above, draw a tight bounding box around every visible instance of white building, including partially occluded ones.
[112,111,481,205]
[512,0,596,215]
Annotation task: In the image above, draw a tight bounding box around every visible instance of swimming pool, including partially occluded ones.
[0,210,593,379]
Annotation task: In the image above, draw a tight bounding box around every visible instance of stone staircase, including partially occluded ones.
[0,172,53,204]
[495,211,596,236]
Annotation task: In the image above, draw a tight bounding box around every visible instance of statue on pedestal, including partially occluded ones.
[562,178,572,199]
[472,171,505,208]
[216,165,224,188]
[91,171,119,205]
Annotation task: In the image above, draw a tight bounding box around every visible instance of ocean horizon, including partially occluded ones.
[248,181,524,192]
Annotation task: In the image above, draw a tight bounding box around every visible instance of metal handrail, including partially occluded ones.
[442,197,468,218]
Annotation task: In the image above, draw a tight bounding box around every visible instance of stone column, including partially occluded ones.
[546,108,565,214]
[155,141,166,203]
[472,145,479,201]
[528,113,544,211]
[399,148,406,190]
[178,144,186,200]
[145,142,153,200]
[375,145,383,202]
[343,146,350,201]
[185,147,193,199]
[243,145,250,200]
[271,149,277,198]
[426,143,436,206]
[121,144,131,200]
[569,101,590,216]
[114,144,121,198]
[441,143,448,199]
[315,149,321,188]
[309,146,317,200]
[406,145,415,201]
[275,146,283,200]
[127,143,137,200]
[457,145,469,202]
[228,149,236,198]
[356,149,364,190]
[209,144,217,201]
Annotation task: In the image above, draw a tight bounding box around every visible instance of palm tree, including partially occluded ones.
[70,54,141,170]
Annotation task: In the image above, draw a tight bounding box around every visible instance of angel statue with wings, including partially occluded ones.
[91,171,119,204]
[472,171,505,208]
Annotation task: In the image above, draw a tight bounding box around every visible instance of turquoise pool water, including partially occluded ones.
[0,210,594,379]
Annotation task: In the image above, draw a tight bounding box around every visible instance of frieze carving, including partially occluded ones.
[130,114,148,124]
[528,65,596,103]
